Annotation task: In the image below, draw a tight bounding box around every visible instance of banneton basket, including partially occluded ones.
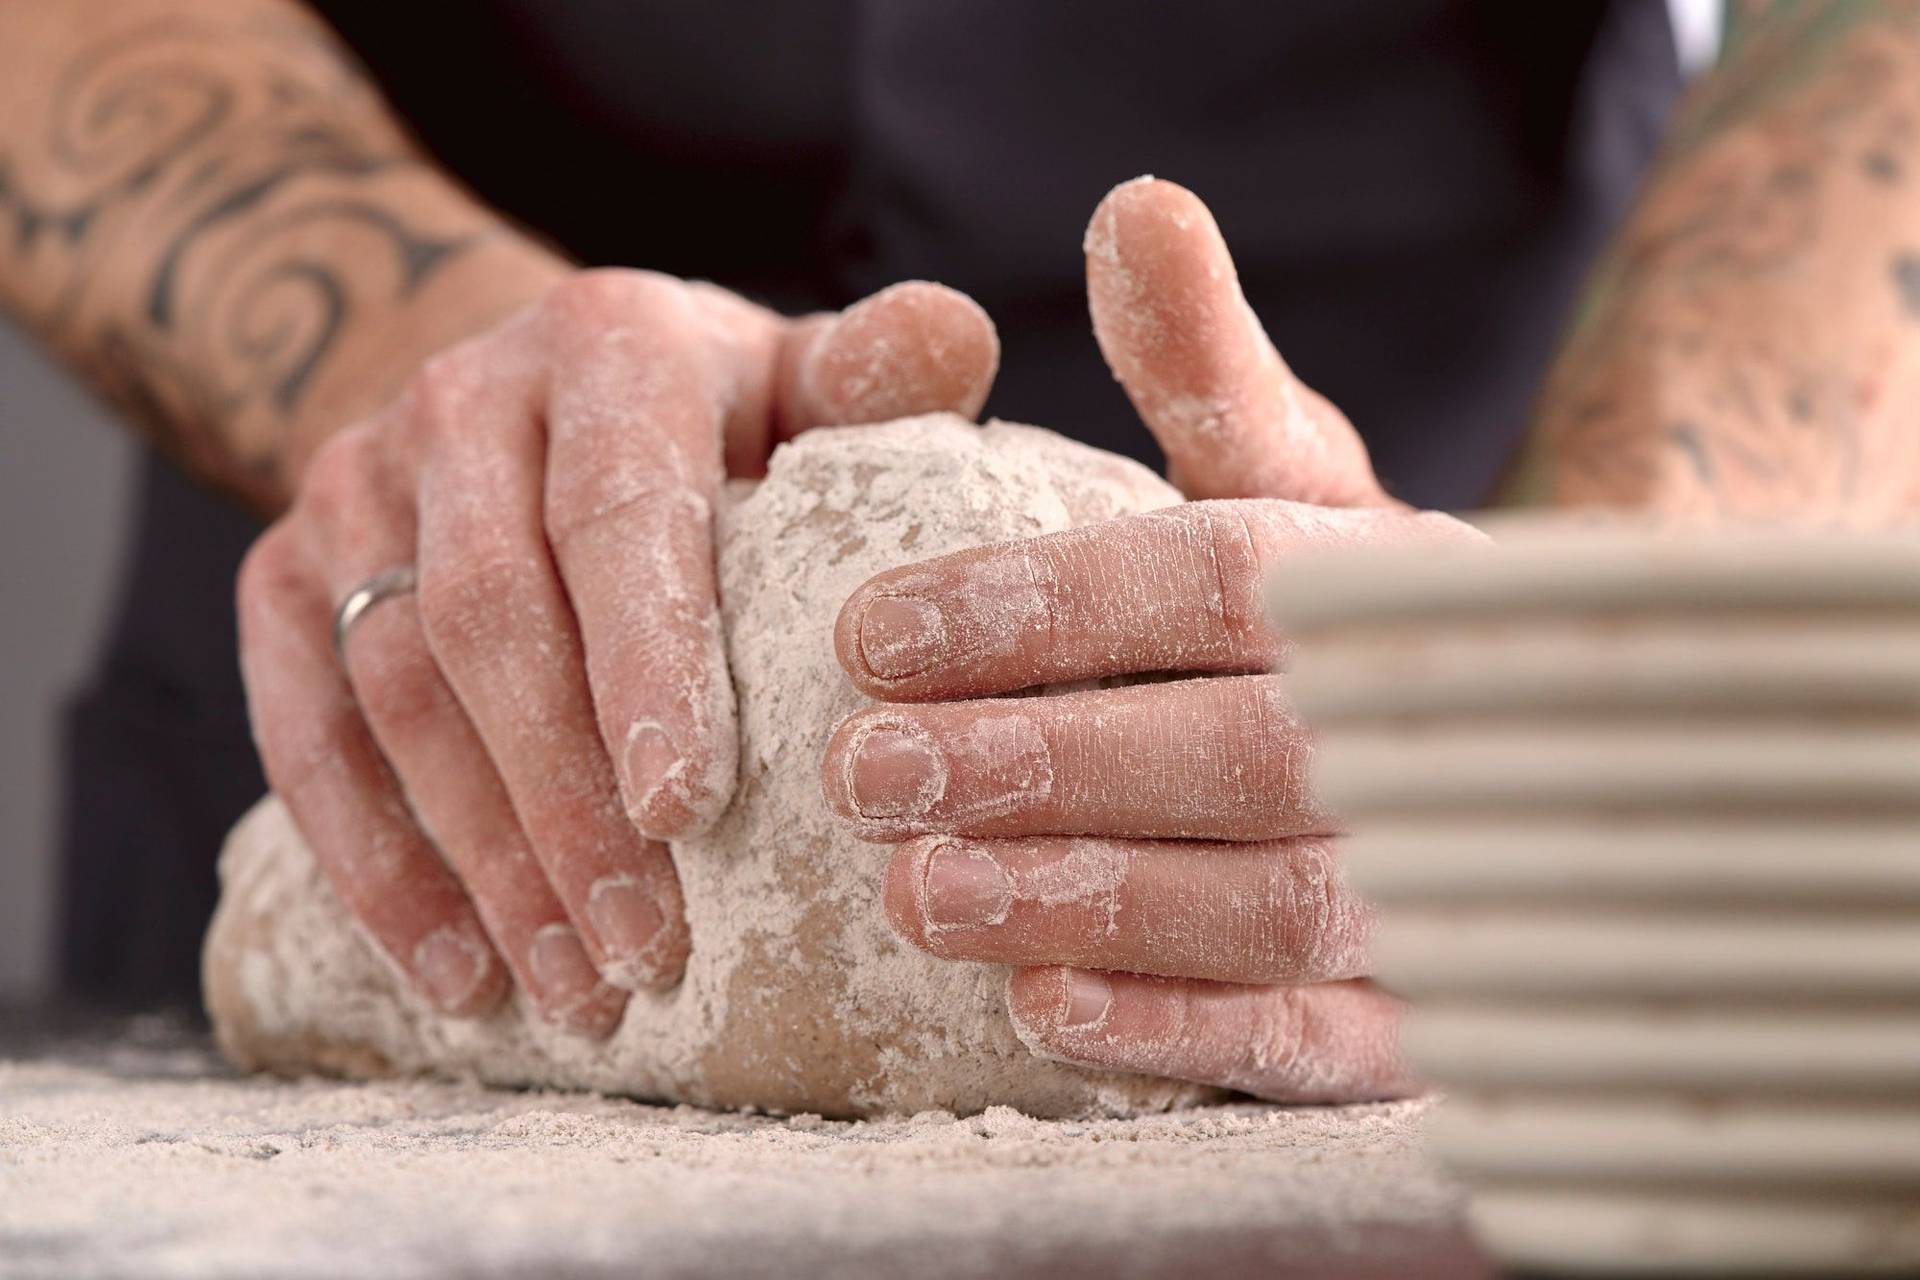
[1272,519,1920,1276]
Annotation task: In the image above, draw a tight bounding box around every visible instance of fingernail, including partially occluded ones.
[623,722,680,814]
[584,875,668,986]
[1062,970,1112,1029]
[527,922,612,1024]
[859,596,948,679]
[923,841,1013,928]
[413,925,490,1014]
[849,725,947,819]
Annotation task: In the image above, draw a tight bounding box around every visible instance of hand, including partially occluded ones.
[240,268,999,1035]
[823,179,1475,1101]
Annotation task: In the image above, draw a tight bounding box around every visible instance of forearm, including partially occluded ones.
[1508,0,1920,523]
[0,0,567,512]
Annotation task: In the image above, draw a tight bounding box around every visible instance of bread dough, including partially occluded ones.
[204,415,1219,1118]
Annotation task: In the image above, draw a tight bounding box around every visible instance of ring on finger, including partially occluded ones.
[333,566,419,662]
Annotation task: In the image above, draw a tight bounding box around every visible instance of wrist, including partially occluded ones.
[269,216,571,504]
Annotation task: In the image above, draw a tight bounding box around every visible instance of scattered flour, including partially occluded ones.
[0,1050,1471,1279]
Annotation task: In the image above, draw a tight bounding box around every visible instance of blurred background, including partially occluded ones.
[1,322,134,1002]
[0,0,1721,1003]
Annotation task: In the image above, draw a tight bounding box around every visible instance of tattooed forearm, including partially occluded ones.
[1895,252,1920,314]
[1508,0,1920,524]
[0,1,563,510]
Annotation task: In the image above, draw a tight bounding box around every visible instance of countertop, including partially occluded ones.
[0,1004,1489,1279]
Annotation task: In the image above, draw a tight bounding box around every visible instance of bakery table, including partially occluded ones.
[0,1003,1489,1279]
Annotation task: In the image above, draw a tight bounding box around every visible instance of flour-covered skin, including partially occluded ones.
[885,835,1373,985]
[1084,177,1388,508]
[237,271,1000,1036]
[1008,970,1419,1105]
[830,178,1481,1104]
[208,415,1223,1119]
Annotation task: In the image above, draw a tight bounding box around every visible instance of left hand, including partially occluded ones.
[822,178,1479,1102]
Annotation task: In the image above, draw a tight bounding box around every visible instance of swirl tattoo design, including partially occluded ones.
[0,15,479,487]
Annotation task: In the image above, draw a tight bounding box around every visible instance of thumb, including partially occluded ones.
[1086,177,1388,506]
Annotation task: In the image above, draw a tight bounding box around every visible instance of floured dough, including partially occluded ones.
[204,415,1220,1118]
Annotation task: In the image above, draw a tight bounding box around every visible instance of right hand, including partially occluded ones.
[238,268,999,1036]
[823,179,1478,1102]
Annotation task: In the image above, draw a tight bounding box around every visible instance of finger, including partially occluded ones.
[775,280,1000,438]
[823,674,1328,842]
[1086,176,1387,506]
[405,333,689,991]
[539,273,737,840]
[303,425,626,1036]
[546,276,1001,838]
[836,499,1472,700]
[883,834,1371,984]
[685,278,1001,478]
[1007,968,1415,1103]
[236,522,509,1019]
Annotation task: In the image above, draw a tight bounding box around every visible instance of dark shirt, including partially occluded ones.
[60,0,1681,1008]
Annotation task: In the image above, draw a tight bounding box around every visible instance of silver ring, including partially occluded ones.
[333,566,418,662]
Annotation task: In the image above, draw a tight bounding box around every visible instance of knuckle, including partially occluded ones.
[295,425,384,529]
[1192,502,1269,643]
[1235,672,1289,721]
[1261,842,1368,981]
[1244,985,1312,1082]
[416,338,491,394]
[1159,980,1214,1055]
[401,343,490,444]
[543,268,678,332]
[254,700,358,802]
[350,637,452,744]
[1234,677,1314,814]
[545,470,705,564]
[416,554,536,664]
[235,524,303,625]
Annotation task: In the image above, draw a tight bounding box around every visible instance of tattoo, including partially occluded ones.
[1665,421,1716,484]
[1894,252,1920,316]
[1511,1,1920,523]
[1862,148,1902,181]
[1662,1,1894,161]
[0,13,482,495]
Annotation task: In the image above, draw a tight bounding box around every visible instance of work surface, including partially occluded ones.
[0,1010,1485,1279]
